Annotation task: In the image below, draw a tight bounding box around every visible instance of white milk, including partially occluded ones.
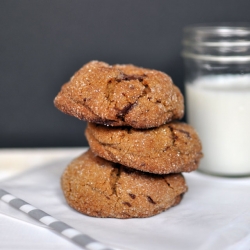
[185,74,250,176]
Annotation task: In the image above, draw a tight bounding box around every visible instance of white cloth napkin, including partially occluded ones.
[1,153,250,250]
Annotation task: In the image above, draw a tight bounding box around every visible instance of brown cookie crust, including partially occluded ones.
[54,61,184,128]
[61,150,187,218]
[86,122,203,174]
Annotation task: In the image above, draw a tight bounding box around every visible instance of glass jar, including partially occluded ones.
[182,24,250,176]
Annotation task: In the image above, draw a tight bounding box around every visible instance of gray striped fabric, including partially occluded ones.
[0,189,119,250]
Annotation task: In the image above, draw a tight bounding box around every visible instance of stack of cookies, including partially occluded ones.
[54,61,202,218]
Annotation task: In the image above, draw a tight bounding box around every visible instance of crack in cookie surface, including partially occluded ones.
[109,164,121,196]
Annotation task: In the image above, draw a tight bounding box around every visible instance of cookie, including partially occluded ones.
[85,122,203,174]
[54,61,184,129]
[61,150,187,218]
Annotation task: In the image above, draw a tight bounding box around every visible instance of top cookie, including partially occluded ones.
[54,61,184,128]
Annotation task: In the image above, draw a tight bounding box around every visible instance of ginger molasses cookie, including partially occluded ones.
[54,61,184,129]
[86,122,203,174]
[61,150,188,219]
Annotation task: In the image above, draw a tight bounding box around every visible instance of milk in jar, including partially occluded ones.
[186,75,250,175]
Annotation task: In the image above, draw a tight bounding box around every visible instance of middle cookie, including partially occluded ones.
[86,122,203,174]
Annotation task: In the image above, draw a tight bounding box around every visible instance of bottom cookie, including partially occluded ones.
[61,150,188,219]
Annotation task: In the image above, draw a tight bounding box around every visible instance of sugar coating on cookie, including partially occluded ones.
[61,150,188,219]
[54,61,184,128]
[86,122,203,174]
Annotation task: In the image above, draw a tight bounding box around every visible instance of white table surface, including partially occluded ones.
[0,148,85,250]
[1,148,250,250]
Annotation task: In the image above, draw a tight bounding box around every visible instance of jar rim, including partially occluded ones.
[183,23,250,34]
[183,23,250,47]
[182,23,250,62]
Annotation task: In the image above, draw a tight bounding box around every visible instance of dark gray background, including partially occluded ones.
[1,0,250,148]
